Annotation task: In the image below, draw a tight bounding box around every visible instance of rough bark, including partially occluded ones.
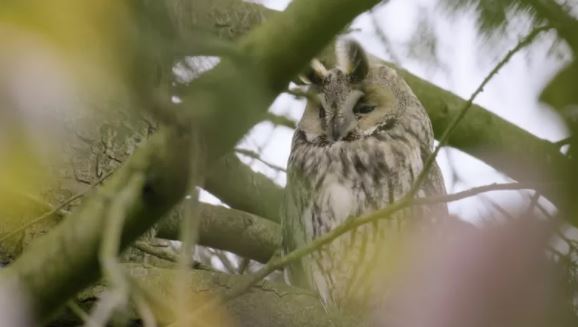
[0,129,191,322]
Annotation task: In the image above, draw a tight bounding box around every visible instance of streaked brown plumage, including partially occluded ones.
[282,40,447,309]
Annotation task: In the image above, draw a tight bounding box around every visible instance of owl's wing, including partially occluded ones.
[281,161,315,290]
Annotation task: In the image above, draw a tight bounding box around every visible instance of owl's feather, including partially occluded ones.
[282,40,447,309]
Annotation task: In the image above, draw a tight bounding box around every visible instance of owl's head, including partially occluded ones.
[298,40,401,144]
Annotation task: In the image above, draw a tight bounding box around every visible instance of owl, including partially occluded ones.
[282,40,447,310]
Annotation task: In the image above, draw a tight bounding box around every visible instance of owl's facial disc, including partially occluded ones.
[298,48,398,145]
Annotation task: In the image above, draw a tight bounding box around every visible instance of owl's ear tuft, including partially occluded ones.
[303,59,328,85]
[338,39,369,83]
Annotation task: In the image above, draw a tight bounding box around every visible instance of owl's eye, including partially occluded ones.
[318,107,326,119]
[354,103,376,115]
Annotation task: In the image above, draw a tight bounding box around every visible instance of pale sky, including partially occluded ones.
[204,0,569,223]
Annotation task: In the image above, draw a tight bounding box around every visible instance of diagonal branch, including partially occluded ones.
[0,129,191,323]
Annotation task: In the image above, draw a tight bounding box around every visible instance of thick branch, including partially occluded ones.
[0,129,191,322]
[205,154,283,222]
[157,203,280,263]
[49,264,355,327]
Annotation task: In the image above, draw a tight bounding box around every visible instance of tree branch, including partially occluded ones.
[0,129,191,323]
[265,112,297,129]
[49,264,356,327]
[235,148,286,173]
[157,203,280,263]
[205,153,283,223]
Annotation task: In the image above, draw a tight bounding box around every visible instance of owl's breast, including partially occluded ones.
[289,132,422,238]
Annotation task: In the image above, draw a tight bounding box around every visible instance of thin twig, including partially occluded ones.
[554,137,572,148]
[174,187,201,325]
[237,257,251,274]
[211,249,237,274]
[0,170,115,245]
[265,112,297,129]
[173,182,538,325]
[89,174,145,326]
[66,300,91,324]
[535,200,556,219]
[485,198,515,219]
[524,191,542,217]
[134,241,213,270]
[235,148,286,172]
[555,228,578,255]
[133,292,157,327]
[408,25,551,200]
[416,182,538,205]
[285,87,318,103]
[134,241,179,263]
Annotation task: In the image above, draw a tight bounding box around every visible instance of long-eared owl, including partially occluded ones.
[282,40,447,309]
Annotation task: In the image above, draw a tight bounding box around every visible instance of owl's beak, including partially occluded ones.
[326,90,362,142]
[328,114,355,142]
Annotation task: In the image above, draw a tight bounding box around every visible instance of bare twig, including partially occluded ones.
[66,300,91,324]
[0,170,115,245]
[416,182,539,205]
[554,137,572,148]
[485,198,515,219]
[555,229,578,255]
[175,187,200,324]
[134,241,178,263]
[235,148,287,173]
[524,191,542,217]
[409,25,551,200]
[132,291,157,327]
[89,174,146,326]
[211,249,237,274]
[175,182,540,324]
[237,257,251,274]
[285,87,318,103]
[265,112,297,129]
[535,200,556,219]
[134,241,213,270]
